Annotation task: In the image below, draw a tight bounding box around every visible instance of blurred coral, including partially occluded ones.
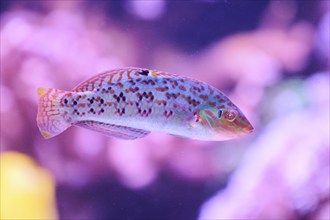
[0,152,58,220]
[199,73,330,220]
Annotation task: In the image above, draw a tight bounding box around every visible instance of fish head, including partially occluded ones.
[199,104,253,141]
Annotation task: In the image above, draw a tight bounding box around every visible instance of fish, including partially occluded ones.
[36,67,253,141]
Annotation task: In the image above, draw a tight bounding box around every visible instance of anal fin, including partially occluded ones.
[75,121,150,140]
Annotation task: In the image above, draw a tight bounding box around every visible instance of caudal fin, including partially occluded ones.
[37,88,71,139]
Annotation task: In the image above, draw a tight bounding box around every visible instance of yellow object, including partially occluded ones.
[37,87,47,97]
[0,151,58,220]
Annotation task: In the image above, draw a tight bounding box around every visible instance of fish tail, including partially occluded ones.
[37,88,71,139]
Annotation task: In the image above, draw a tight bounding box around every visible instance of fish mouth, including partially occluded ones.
[215,121,253,140]
[242,123,254,134]
[233,115,254,136]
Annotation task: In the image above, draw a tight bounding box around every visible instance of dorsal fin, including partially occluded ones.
[75,120,150,140]
[71,67,192,92]
[72,67,148,92]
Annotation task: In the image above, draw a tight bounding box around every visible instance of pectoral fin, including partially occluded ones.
[75,121,150,140]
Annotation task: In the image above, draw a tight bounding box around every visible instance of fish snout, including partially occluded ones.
[242,121,254,134]
[235,115,254,136]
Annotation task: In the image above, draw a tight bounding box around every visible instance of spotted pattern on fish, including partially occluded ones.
[37,67,253,141]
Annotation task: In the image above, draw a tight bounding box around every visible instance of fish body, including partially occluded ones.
[37,67,253,141]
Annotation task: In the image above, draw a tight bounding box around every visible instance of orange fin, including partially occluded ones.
[75,121,150,140]
[37,88,71,139]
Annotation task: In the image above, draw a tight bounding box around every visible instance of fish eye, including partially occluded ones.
[224,109,237,122]
[218,110,223,118]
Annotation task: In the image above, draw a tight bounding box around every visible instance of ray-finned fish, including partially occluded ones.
[37,67,253,141]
